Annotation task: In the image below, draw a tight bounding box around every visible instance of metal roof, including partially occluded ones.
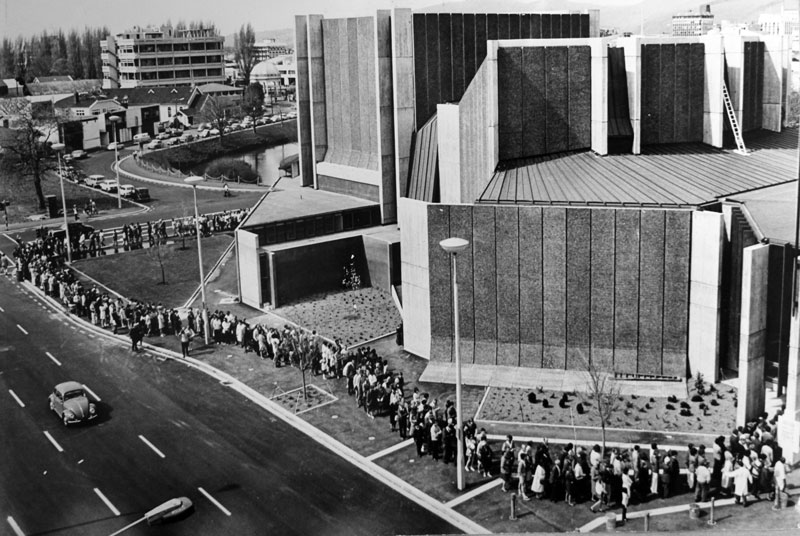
[478,128,798,207]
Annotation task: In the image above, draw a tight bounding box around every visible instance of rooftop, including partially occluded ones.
[26,79,103,96]
[478,128,798,208]
[242,180,377,228]
[728,180,798,245]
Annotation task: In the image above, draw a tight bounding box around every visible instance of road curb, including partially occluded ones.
[117,155,267,193]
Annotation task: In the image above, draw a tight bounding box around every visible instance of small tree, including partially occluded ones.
[241,83,264,132]
[147,232,169,285]
[579,355,621,458]
[342,254,361,291]
[287,329,318,403]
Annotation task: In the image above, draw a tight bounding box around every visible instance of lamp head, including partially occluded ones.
[51,142,65,152]
[184,176,204,186]
[440,237,469,254]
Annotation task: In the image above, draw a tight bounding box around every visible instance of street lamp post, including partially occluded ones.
[109,115,122,209]
[184,176,210,345]
[52,142,72,263]
[440,236,469,492]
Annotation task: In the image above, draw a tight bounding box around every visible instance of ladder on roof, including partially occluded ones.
[722,81,747,155]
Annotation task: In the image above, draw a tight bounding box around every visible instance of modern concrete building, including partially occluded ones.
[253,39,294,61]
[672,4,715,37]
[101,26,225,89]
[239,7,797,432]
[760,8,800,52]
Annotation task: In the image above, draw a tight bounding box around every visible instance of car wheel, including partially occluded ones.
[62,414,70,426]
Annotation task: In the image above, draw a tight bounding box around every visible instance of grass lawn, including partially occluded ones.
[0,165,131,224]
[478,379,737,437]
[72,235,233,306]
[273,287,402,347]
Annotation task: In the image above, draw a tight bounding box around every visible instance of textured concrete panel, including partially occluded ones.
[659,44,676,144]
[737,244,769,425]
[546,47,570,154]
[641,44,660,146]
[591,209,615,372]
[519,206,543,367]
[348,19,362,156]
[451,14,465,98]
[580,14,591,37]
[638,211,665,375]
[614,209,640,374]
[522,47,546,156]
[674,44,690,141]
[566,208,591,371]
[296,16,313,187]
[428,205,452,362]
[464,14,478,84]
[323,21,340,155]
[508,14,520,39]
[663,210,691,377]
[425,14,440,122]
[531,14,542,38]
[361,17,377,159]
[498,14,510,39]
[559,14,570,38]
[449,205,475,364]
[496,207,520,366]
[689,43,705,140]
[568,46,592,150]
[498,47,524,160]
[473,205,497,365]
[541,14,552,39]
[438,14,453,103]
[413,14,428,125]
[487,13,498,41]
[519,14,531,38]
[400,198,431,358]
[542,208,567,369]
[570,14,582,37]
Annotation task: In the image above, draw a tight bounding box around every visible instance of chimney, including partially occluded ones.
[73,91,79,104]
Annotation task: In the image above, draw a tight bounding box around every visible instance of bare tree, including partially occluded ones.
[579,355,621,458]
[200,95,229,139]
[234,23,257,87]
[241,83,264,133]
[147,232,169,285]
[287,329,319,403]
[1,99,58,209]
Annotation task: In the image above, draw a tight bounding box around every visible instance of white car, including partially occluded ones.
[84,175,104,188]
[133,133,151,144]
[119,184,136,197]
[98,179,118,192]
[107,142,123,151]
[209,128,220,136]
[198,129,210,138]
[146,140,162,150]
[71,149,87,159]
[157,132,171,140]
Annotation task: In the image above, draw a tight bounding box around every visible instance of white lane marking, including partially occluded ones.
[8,389,25,408]
[82,385,101,401]
[367,438,413,461]
[45,352,62,366]
[198,487,231,516]
[16,324,28,335]
[6,516,24,536]
[138,435,165,458]
[43,431,64,453]
[93,488,121,516]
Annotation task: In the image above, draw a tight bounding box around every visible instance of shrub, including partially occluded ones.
[204,158,258,183]
[666,404,675,410]
[694,372,706,395]
[691,394,704,402]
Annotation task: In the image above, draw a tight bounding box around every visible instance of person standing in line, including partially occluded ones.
[773,456,787,510]
[621,469,633,524]
[649,444,660,498]
[179,326,193,358]
[694,459,711,503]
[500,447,515,493]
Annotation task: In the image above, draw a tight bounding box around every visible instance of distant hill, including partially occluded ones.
[226,0,788,51]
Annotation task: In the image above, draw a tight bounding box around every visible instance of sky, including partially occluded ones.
[0,0,641,39]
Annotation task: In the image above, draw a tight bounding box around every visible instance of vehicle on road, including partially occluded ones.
[146,140,162,150]
[98,179,118,192]
[107,142,123,150]
[157,132,171,141]
[119,184,136,197]
[209,128,220,136]
[179,133,195,143]
[48,381,97,426]
[71,149,87,159]
[84,174,104,187]
[133,133,152,144]
[133,187,151,202]
[198,129,210,138]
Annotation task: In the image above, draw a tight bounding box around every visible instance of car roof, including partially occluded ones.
[55,381,85,393]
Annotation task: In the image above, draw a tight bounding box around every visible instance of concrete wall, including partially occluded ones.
[308,15,327,188]
[321,17,379,171]
[295,15,314,187]
[426,204,692,375]
[497,44,592,159]
[688,211,725,382]
[736,243,769,426]
[762,35,789,132]
[376,10,397,223]
[723,35,764,134]
[236,230,262,309]
[399,197,431,359]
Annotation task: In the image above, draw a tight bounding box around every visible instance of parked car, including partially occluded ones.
[132,187,151,202]
[70,149,87,159]
[133,133,152,144]
[146,140,162,150]
[84,174,104,188]
[98,179,118,192]
[209,128,220,136]
[157,132,171,140]
[256,117,267,126]
[229,122,242,131]
[107,142,123,151]
[179,133,195,143]
[119,184,136,197]
[49,381,97,426]
[197,129,210,138]
[162,138,179,147]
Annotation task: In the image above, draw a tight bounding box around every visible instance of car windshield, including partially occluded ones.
[63,389,85,400]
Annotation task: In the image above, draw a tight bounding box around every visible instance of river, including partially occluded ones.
[194,142,298,186]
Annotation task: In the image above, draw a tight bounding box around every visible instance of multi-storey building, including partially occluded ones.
[760,9,799,51]
[253,39,294,61]
[672,4,715,36]
[101,26,225,89]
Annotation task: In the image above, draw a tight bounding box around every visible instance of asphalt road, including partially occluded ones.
[0,275,461,535]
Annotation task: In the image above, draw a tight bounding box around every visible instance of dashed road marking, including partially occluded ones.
[94,488,120,516]
[8,389,25,408]
[16,324,28,335]
[43,431,64,453]
[138,435,165,458]
[198,487,231,516]
[82,385,101,401]
[45,352,62,366]
[6,516,24,536]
